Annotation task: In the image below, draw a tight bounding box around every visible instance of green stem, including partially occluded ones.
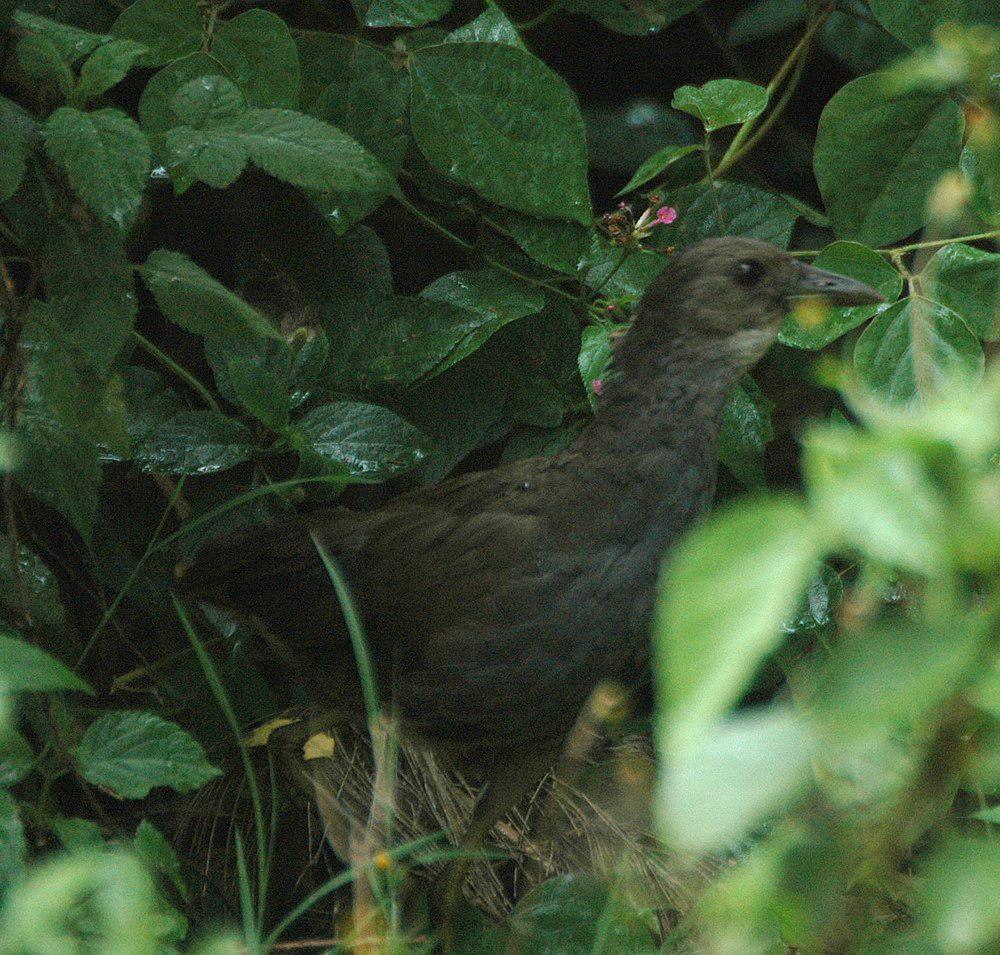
[132,330,221,412]
[789,228,1000,259]
[394,193,579,303]
[710,3,834,182]
[516,2,560,31]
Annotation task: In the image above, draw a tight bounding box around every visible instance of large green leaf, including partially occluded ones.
[868,0,1000,48]
[656,180,799,249]
[802,423,949,575]
[41,218,138,372]
[0,97,31,201]
[578,324,615,409]
[292,402,430,479]
[43,107,151,230]
[75,38,148,101]
[779,241,903,350]
[226,358,290,432]
[924,243,1000,340]
[158,76,393,203]
[12,10,108,62]
[420,269,545,323]
[75,710,221,799]
[15,33,74,97]
[502,214,591,275]
[351,0,452,28]
[15,407,101,540]
[130,410,254,475]
[140,248,279,340]
[409,43,591,223]
[0,630,93,694]
[654,496,820,749]
[111,0,201,66]
[920,837,1000,952]
[296,33,408,170]
[328,295,533,388]
[672,79,768,132]
[854,298,984,404]
[657,705,815,851]
[814,74,964,245]
[447,2,524,46]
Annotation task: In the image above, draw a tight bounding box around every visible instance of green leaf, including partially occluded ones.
[509,874,654,953]
[76,38,148,101]
[617,143,702,196]
[671,79,769,133]
[111,0,202,67]
[656,180,799,249]
[0,630,93,694]
[581,240,667,297]
[13,10,108,62]
[920,837,1000,953]
[42,218,138,372]
[293,402,430,480]
[51,817,104,852]
[779,241,903,350]
[158,76,394,202]
[15,407,101,539]
[854,298,984,404]
[140,249,279,340]
[578,324,615,410]
[421,269,545,324]
[802,423,948,575]
[16,34,74,97]
[502,214,591,275]
[0,535,67,636]
[924,243,1000,340]
[130,410,254,475]
[226,358,290,431]
[135,820,187,901]
[718,380,774,488]
[0,97,31,201]
[868,0,999,48]
[329,295,532,388]
[447,2,524,46]
[409,43,591,224]
[0,731,34,787]
[0,789,26,891]
[654,496,820,749]
[657,705,815,851]
[209,9,300,109]
[351,0,453,28]
[296,34,408,171]
[961,146,999,224]
[814,622,983,736]
[727,0,806,45]
[43,107,151,230]
[564,0,705,34]
[814,74,964,245]
[75,710,221,799]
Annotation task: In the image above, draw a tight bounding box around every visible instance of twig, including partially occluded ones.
[789,228,1000,258]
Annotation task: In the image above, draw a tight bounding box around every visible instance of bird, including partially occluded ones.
[178,237,883,929]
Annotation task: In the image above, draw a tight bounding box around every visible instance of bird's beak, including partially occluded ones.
[790,261,886,307]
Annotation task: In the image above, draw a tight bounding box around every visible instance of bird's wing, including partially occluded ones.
[179,458,556,716]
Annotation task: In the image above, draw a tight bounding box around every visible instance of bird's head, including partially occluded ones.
[636,237,885,368]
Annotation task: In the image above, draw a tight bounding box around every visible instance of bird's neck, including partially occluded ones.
[559,328,744,543]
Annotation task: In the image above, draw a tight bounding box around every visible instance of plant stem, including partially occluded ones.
[132,330,221,412]
[394,193,580,303]
[710,3,834,182]
[517,2,560,31]
[789,228,1000,258]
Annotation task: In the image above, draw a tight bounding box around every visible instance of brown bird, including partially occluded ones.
[180,237,882,922]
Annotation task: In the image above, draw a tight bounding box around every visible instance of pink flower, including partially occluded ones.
[654,206,678,225]
[592,379,605,396]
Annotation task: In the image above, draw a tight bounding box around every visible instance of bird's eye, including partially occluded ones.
[734,259,766,286]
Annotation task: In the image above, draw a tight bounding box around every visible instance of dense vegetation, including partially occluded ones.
[0,0,997,952]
